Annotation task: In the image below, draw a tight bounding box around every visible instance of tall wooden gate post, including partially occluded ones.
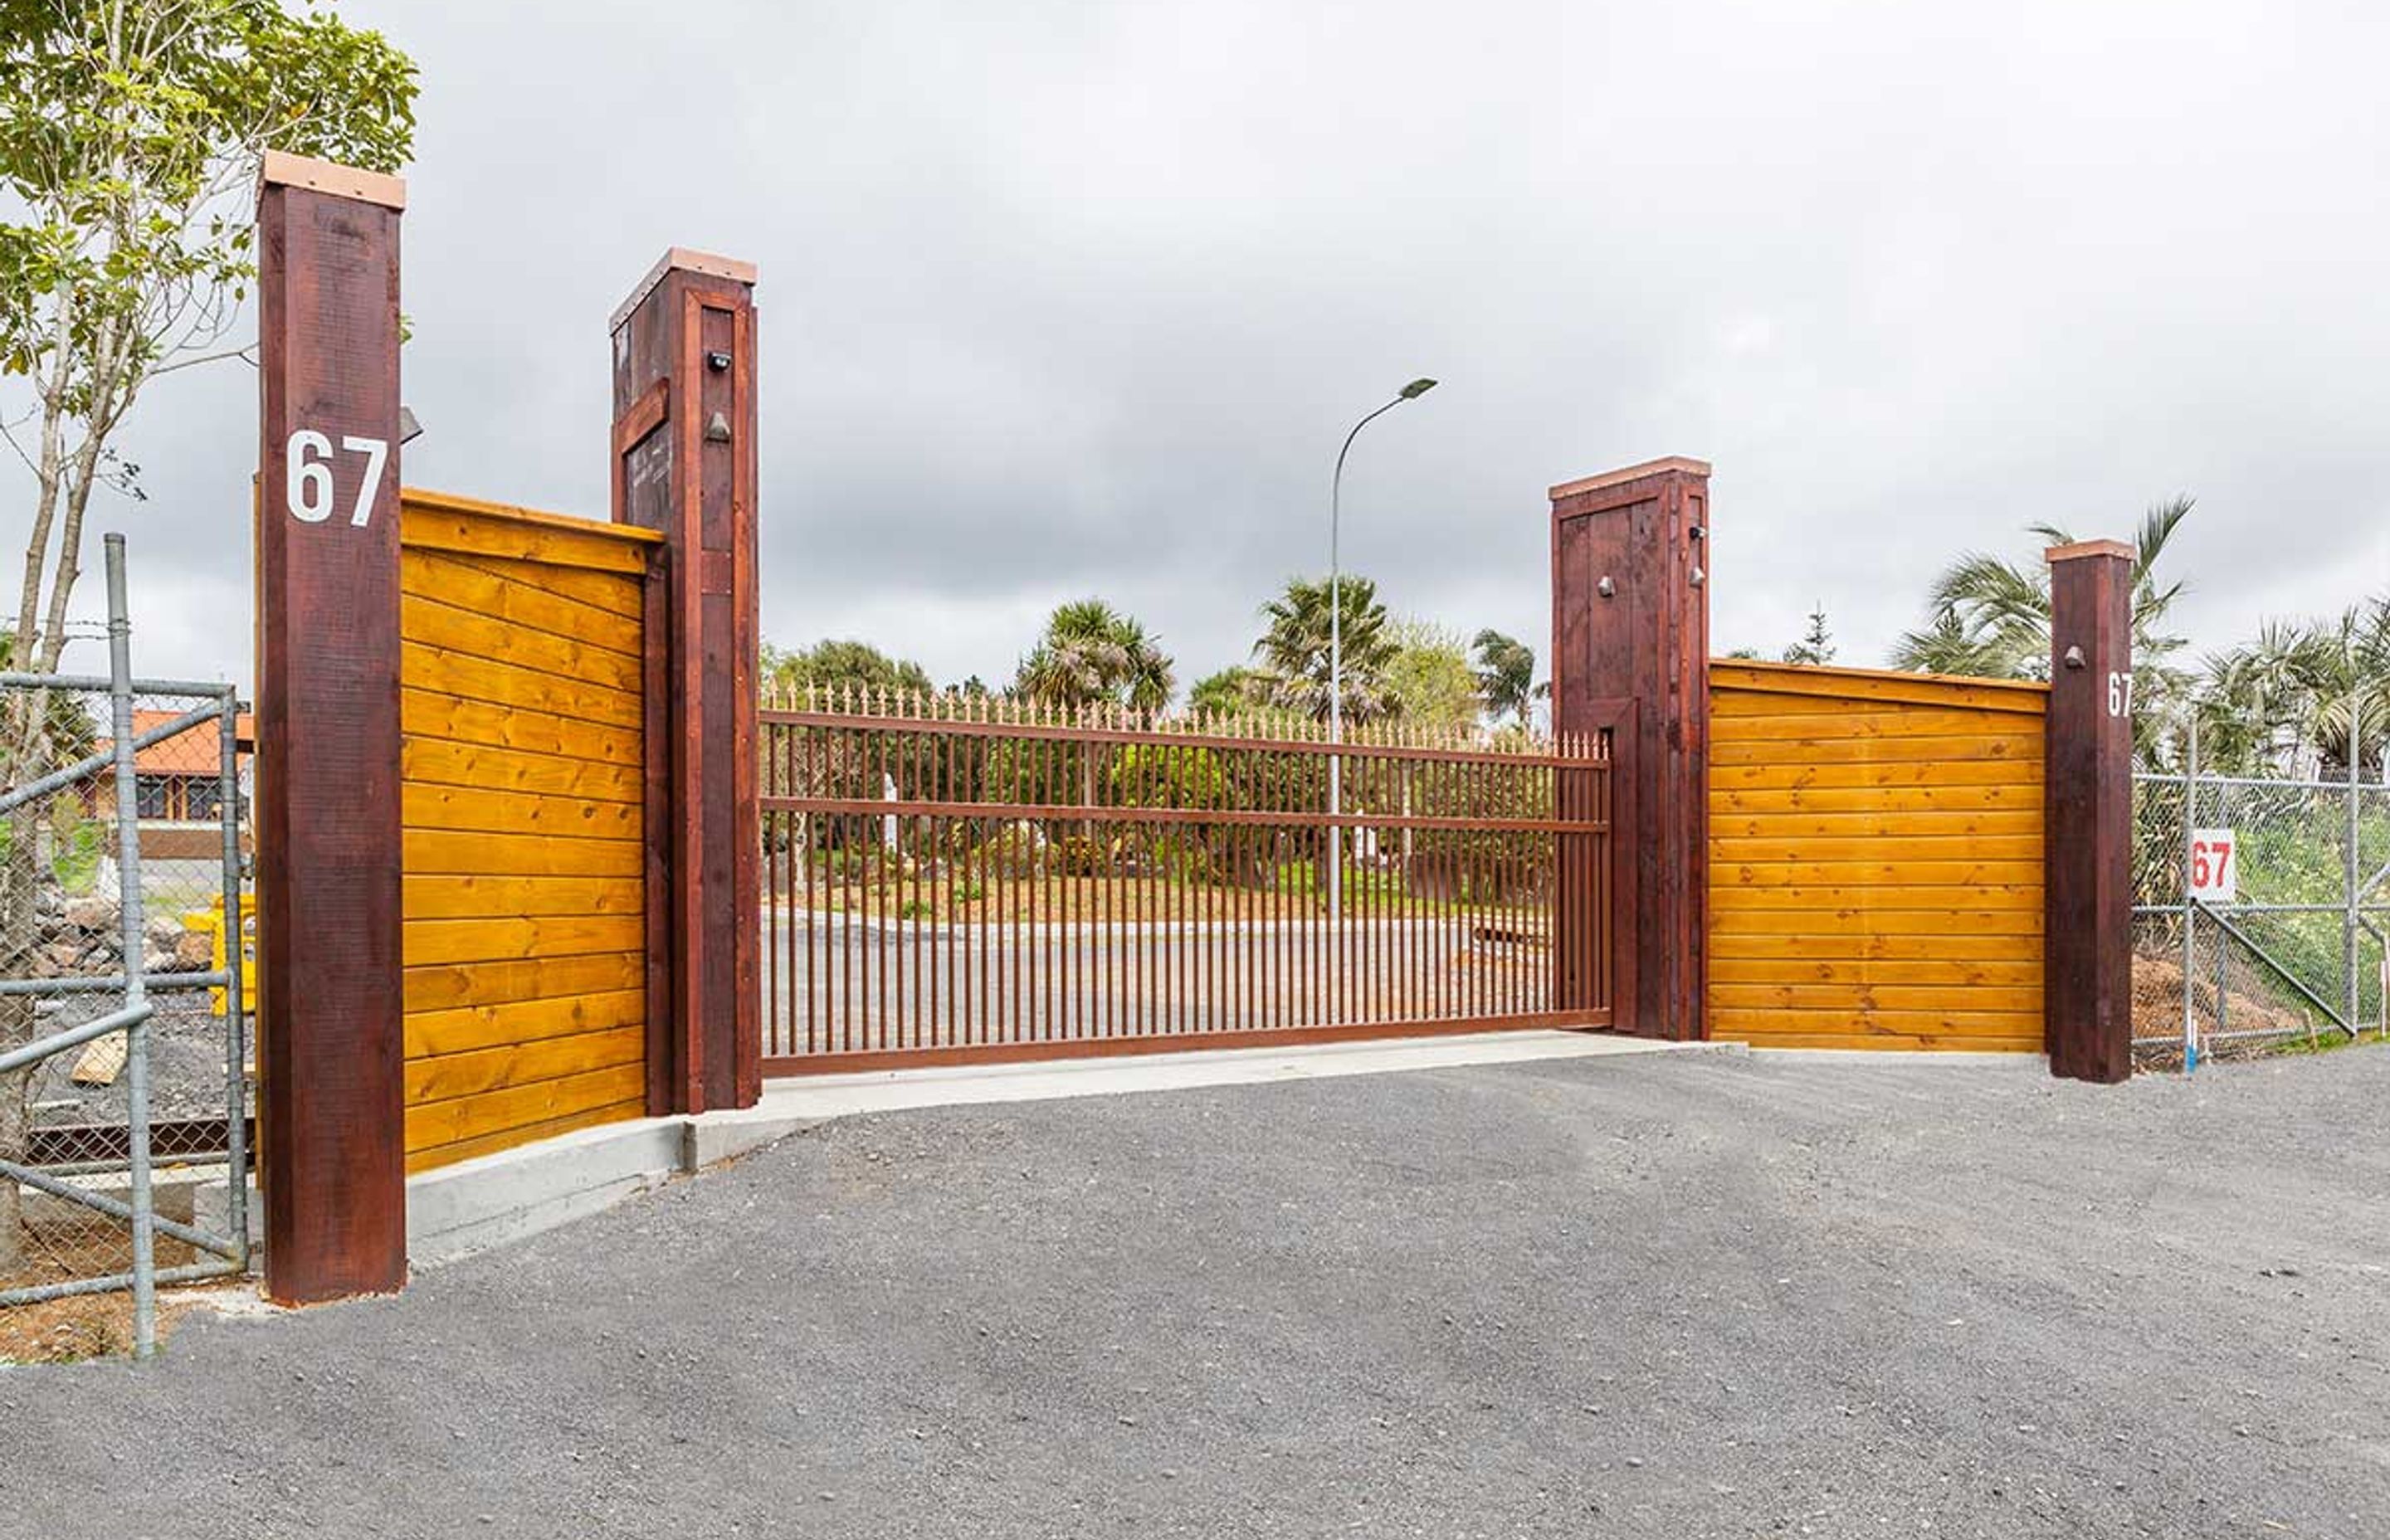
[2044,539,2136,1082]
[607,251,762,1114]
[1549,457,1712,1039]
[253,153,408,1301]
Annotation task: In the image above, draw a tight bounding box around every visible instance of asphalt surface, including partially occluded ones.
[9,1045,2390,1538]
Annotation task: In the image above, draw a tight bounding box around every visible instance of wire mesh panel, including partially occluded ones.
[1,644,251,1354]
[760,691,1613,1071]
[2132,766,2390,1065]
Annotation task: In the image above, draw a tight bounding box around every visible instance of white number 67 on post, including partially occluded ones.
[285,429,390,528]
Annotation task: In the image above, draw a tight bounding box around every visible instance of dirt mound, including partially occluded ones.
[2132,952,2313,1044]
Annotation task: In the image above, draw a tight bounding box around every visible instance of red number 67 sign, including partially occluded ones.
[2188,828,2237,903]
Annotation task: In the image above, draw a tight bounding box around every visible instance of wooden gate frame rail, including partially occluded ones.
[254,157,761,1304]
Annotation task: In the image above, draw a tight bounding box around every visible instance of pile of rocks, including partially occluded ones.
[15,884,212,981]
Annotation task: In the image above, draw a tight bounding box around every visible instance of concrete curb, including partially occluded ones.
[403,1109,822,1270]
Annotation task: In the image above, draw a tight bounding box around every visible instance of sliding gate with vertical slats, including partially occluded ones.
[760,693,1613,1072]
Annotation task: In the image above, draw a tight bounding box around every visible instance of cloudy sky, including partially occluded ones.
[21,0,2390,694]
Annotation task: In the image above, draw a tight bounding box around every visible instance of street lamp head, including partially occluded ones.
[1399,378,1437,400]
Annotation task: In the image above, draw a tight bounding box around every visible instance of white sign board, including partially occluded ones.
[2189,828,2238,903]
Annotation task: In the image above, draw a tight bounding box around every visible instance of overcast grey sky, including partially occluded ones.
[21,0,2390,693]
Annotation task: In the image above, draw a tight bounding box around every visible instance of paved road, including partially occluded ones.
[10,1047,2390,1538]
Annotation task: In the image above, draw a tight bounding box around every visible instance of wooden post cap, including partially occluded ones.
[258,150,407,211]
[2046,539,2135,564]
[608,247,758,333]
[1549,457,1712,503]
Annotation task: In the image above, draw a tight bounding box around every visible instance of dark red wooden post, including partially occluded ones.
[2044,539,2136,1083]
[253,152,407,1301]
[1550,457,1711,1040]
[608,250,762,1114]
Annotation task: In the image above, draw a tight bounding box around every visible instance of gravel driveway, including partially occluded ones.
[7,1045,2389,1538]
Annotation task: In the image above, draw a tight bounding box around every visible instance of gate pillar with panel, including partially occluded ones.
[252,152,409,1304]
[1550,457,1711,1040]
[2043,539,2135,1083]
[607,251,762,1114]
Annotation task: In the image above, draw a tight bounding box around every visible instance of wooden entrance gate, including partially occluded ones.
[759,693,1615,1073]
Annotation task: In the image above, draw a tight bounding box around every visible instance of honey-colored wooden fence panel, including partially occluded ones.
[397,490,662,1171]
[1708,660,2048,1051]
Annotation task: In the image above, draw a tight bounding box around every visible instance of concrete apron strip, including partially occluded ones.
[402,1030,1697,1270]
[744,1028,1695,1123]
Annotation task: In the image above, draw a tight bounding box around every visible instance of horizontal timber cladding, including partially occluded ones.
[397,490,665,1172]
[1706,660,2050,1052]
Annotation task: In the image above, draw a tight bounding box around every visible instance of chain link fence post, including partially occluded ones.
[101,535,159,1356]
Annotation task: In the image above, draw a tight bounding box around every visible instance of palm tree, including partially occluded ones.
[2295,600,2390,777]
[1252,575,1397,724]
[1472,629,1539,727]
[1891,500,2197,769]
[2191,601,2390,777]
[1891,497,2195,688]
[1013,599,1176,713]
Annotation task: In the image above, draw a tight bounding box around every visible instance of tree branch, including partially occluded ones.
[149,344,256,377]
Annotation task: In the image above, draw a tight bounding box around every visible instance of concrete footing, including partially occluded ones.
[403,1107,822,1269]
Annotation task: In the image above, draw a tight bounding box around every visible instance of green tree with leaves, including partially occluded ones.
[1471,629,1539,727]
[1187,665,1265,717]
[763,638,934,702]
[1387,618,1481,731]
[1012,598,1175,713]
[0,0,417,1274]
[1252,574,1397,725]
[2,0,417,680]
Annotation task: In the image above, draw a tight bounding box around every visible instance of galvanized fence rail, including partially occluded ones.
[0,536,250,1356]
[760,690,1613,1072]
[2132,715,2389,1068]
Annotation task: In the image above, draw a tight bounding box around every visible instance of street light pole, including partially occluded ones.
[1327,377,1436,924]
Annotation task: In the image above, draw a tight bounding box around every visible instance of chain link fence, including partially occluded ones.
[2133,758,2390,1069]
[1,535,250,1357]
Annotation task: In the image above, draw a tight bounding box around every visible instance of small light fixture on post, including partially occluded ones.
[1327,376,1436,924]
